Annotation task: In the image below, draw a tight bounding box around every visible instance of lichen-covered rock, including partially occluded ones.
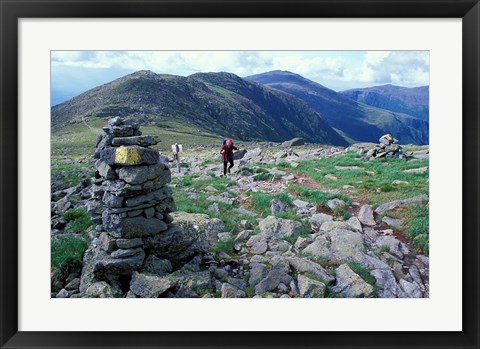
[286,257,334,283]
[102,213,168,238]
[111,135,159,147]
[116,163,169,185]
[310,213,333,230]
[144,212,223,264]
[142,255,172,276]
[258,216,303,238]
[297,274,325,298]
[332,264,374,298]
[370,268,400,298]
[100,145,159,166]
[255,263,292,294]
[358,205,376,226]
[85,281,114,298]
[328,228,366,263]
[221,283,245,298]
[129,272,173,298]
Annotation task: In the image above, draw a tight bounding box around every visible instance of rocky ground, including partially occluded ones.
[51,140,429,298]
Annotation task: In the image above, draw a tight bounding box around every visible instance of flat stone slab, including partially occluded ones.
[375,194,429,215]
[382,216,404,227]
[403,166,428,174]
[112,135,159,147]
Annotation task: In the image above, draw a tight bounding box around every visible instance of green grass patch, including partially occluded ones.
[379,245,391,253]
[51,161,94,186]
[213,238,236,254]
[51,235,89,277]
[173,188,255,232]
[287,151,428,206]
[249,192,293,217]
[406,204,429,254]
[63,207,92,234]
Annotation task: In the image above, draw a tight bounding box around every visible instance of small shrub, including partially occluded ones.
[379,182,395,192]
[213,238,236,253]
[182,175,193,186]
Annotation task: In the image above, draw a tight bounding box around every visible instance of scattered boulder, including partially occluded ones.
[382,216,404,228]
[282,137,305,147]
[258,216,303,238]
[129,272,173,298]
[85,281,114,298]
[326,198,345,211]
[297,274,325,298]
[221,283,245,298]
[358,205,376,226]
[332,264,374,298]
[375,195,429,215]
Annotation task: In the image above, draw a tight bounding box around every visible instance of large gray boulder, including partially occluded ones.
[297,274,325,298]
[358,205,376,226]
[258,216,303,238]
[282,138,305,147]
[129,272,173,298]
[375,195,429,215]
[332,264,374,298]
[144,211,224,265]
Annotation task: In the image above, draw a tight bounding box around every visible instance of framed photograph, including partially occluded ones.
[1,0,479,348]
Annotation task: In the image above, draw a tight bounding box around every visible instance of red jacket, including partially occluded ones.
[220,144,239,162]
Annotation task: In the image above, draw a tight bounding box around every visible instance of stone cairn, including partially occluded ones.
[81,117,177,297]
[365,141,407,160]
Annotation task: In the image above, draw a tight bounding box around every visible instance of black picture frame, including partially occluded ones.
[1,0,479,348]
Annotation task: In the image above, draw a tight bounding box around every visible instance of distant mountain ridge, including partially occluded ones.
[246,70,429,145]
[341,84,429,121]
[51,70,348,146]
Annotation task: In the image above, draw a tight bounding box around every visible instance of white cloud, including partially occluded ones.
[51,50,429,90]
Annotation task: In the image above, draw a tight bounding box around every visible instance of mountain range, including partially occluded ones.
[341,84,429,121]
[51,70,429,147]
[51,70,347,146]
[246,71,428,145]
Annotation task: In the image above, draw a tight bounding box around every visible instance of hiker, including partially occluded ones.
[220,138,239,176]
[379,134,398,146]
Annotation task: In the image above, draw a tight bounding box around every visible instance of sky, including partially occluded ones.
[51,50,429,106]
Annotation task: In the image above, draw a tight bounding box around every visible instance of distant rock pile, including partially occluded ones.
[80,117,223,297]
[365,142,407,160]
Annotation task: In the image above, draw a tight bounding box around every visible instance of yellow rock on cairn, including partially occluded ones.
[115,146,143,166]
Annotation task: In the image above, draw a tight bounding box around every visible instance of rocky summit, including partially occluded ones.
[51,121,429,299]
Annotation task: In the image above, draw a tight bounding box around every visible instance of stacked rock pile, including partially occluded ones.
[365,142,407,160]
[81,117,177,295]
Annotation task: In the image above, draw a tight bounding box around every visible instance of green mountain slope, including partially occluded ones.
[341,84,429,121]
[51,70,348,146]
[246,71,429,145]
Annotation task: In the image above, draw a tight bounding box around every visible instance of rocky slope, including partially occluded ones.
[51,133,429,298]
[246,71,429,145]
